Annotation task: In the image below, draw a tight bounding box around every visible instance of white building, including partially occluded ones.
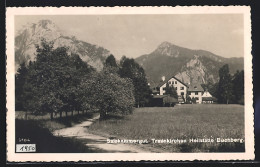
[187,83,204,104]
[154,76,217,104]
[202,90,216,103]
[158,76,188,103]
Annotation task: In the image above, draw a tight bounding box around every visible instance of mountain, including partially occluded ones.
[15,20,110,71]
[135,41,244,87]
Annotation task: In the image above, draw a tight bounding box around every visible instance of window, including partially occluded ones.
[175,81,177,84]
[181,92,184,95]
[195,97,199,100]
[195,92,198,95]
[175,87,177,90]
[163,87,166,90]
[189,92,191,95]
[180,86,184,90]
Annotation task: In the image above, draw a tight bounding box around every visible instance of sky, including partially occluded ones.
[15,14,244,59]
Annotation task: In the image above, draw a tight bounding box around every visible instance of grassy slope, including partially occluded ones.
[15,112,97,153]
[89,104,245,152]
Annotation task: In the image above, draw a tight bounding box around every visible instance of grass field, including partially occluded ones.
[88,104,245,152]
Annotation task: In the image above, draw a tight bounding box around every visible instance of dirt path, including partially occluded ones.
[52,115,149,153]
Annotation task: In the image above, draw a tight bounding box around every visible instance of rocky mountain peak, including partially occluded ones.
[37,20,54,29]
[154,41,180,58]
[158,41,172,48]
[175,55,209,84]
[15,20,110,71]
[135,41,243,85]
[17,19,61,38]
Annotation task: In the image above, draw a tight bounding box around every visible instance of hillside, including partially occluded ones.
[15,20,110,71]
[135,42,244,86]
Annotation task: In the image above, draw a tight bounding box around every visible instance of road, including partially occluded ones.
[52,115,149,153]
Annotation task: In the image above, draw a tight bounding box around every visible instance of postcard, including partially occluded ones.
[6,6,254,161]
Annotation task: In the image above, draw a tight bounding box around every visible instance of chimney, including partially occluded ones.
[161,76,165,81]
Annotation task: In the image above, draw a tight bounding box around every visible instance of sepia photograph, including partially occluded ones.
[6,6,254,161]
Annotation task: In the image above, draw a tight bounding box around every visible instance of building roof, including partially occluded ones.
[202,91,212,97]
[187,83,204,92]
[157,76,188,88]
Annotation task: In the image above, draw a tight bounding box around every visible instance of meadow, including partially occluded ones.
[88,104,245,152]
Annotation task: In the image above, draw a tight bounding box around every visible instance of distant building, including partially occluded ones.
[202,90,217,103]
[187,83,204,104]
[152,76,217,104]
[156,76,188,103]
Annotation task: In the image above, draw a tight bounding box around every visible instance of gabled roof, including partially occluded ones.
[202,91,212,97]
[187,83,204,92]
[157,76,188,88]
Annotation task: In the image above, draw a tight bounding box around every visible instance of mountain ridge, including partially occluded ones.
[135,41,244,87]
[15,20,111,71]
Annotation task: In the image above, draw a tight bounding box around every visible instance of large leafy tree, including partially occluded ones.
[62,54,94,116]
[217,64,233,104]
[119,58,152,107]
[78,70,135,119]
[25,39,72,119]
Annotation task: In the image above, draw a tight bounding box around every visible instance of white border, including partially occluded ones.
[6,6,254,161]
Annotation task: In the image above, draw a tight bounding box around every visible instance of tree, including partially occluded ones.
[104,54,119,74]
[232,70,244,104]
[165,83,178,99]
[119,58,152,107]
[207,80,218,98]
[78,71,135,119]
[186,96,192,104]
[217,64,233,104]
[119,55,127,67]
[105,54,118,67]
[62,54,95,116]
[191,97,196,104]
[25,39,71,119]
[70,54,94,74]
[15,62,28,110]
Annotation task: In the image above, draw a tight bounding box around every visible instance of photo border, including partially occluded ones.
[6,6,254,162]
